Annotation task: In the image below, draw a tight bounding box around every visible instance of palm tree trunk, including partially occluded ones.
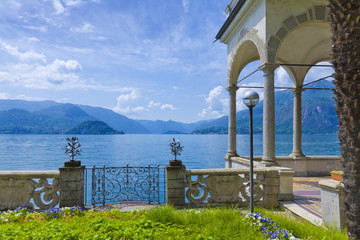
[328,1,360,238]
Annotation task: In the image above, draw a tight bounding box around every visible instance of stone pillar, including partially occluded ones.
[166,161,186,208]
[290,87,306,158]
[260,64,278,166]
[319,179,345,229]
[226,85,239,160]
[278,167,294,201]
[263,168,279,207]
[59,163,85,208]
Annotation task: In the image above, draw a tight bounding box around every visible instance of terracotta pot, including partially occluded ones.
[331,172,343,181]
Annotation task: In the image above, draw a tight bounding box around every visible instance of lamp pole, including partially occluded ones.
[242,90,259,213]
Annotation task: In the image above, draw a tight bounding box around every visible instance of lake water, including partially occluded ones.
[0,134,340,171]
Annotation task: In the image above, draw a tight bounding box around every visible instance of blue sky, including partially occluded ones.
[0,0,334,123]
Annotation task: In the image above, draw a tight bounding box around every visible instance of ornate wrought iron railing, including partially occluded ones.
[185,168,275,207]
[87,165,165,206]
[0,171,60,210]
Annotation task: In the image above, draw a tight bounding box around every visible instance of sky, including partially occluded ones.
[0,0,334,123]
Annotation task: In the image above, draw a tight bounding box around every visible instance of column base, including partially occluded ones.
[261,157,280,167]
[225,152,239,159]
[290,152,306,158]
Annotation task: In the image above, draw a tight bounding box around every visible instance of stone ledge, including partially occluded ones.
[0,171,59,179]
[319,179,344,191]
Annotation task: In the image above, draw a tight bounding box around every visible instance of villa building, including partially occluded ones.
[216,0,340,176]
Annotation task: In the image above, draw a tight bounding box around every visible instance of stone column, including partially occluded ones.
[59,164,85,208]
[260,64,278,166]
[226,85,239,160]
[166,161,186,208]
[290,87,306,158]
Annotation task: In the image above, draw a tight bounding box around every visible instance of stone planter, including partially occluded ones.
[64,160,81,167]
[331,172,343,181]
[169,160,183,166]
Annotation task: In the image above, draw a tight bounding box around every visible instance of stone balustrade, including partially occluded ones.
[228,156,341,177]
[184,168,280,208]
[0,171,60,210]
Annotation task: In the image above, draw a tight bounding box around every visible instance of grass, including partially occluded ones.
[0,205,348,240]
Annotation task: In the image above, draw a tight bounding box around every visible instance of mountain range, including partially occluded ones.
[0,81,338,134]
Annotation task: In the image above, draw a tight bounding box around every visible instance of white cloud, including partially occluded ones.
[112,89,145,115]
[63,0,83,7]
[0,93,11,99]
[182,0,190,13]
[304,62,334,85]
[90,36,107,41]
[275,67,291,86]
[0,40,46,63]
[27,37,40,42]
[53,0,65,14]
[0,59,83,89]
[24,25,47,33]
[15,94,41,101]
[70,22,95,33]
[160,104,178,111]
[0,93,44,101]
[199,86,228,118]
[148,100,160,108]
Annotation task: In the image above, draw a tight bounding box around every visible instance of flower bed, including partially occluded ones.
[0,205,348,239]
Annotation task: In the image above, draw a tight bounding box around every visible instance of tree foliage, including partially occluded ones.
[328,1,360,238]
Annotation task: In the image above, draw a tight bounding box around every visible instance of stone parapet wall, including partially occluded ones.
[228,156,341,177]
[182,168,280,208]
[0,171,60,210]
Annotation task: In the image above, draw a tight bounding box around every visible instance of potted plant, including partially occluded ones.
[169,138,184,166]
[64,136,82,167]
[330,170,344,181]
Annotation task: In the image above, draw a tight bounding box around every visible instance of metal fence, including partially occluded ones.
[85,165,166,207]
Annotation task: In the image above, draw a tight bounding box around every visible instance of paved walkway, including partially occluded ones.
[281,176,331,225]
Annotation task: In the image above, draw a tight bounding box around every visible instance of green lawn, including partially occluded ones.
[0,205,348,240]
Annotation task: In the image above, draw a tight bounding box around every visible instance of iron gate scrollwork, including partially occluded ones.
[91,164,161,206]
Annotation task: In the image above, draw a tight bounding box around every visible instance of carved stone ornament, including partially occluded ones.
[185,174,264,204]
[0,177,60,210]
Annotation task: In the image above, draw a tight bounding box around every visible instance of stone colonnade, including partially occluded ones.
[227,64,306,163]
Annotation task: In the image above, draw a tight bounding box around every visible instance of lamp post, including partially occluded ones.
[242,90,259,213]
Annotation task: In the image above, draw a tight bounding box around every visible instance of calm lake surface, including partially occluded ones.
[0,134,340,171]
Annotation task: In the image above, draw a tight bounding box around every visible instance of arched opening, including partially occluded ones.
[229,40,261,86]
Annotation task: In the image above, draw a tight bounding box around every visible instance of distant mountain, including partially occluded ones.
[193,81,338,134]
[66,120,124,134]
[0,100,148,134]
[137,120,201,134]
[0,81,338,135]
[0,104,95,134]
[0,99,60,112]
[77,105,149,134]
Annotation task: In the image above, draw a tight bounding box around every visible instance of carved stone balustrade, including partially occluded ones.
[0,171,60,210]
[185,168,280,208]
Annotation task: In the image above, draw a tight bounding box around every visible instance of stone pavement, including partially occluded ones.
[281,176,331,225]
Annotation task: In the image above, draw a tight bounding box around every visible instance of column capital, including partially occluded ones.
[290,87,305,95]
[259,63,279,73]
[226,85,239,93]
